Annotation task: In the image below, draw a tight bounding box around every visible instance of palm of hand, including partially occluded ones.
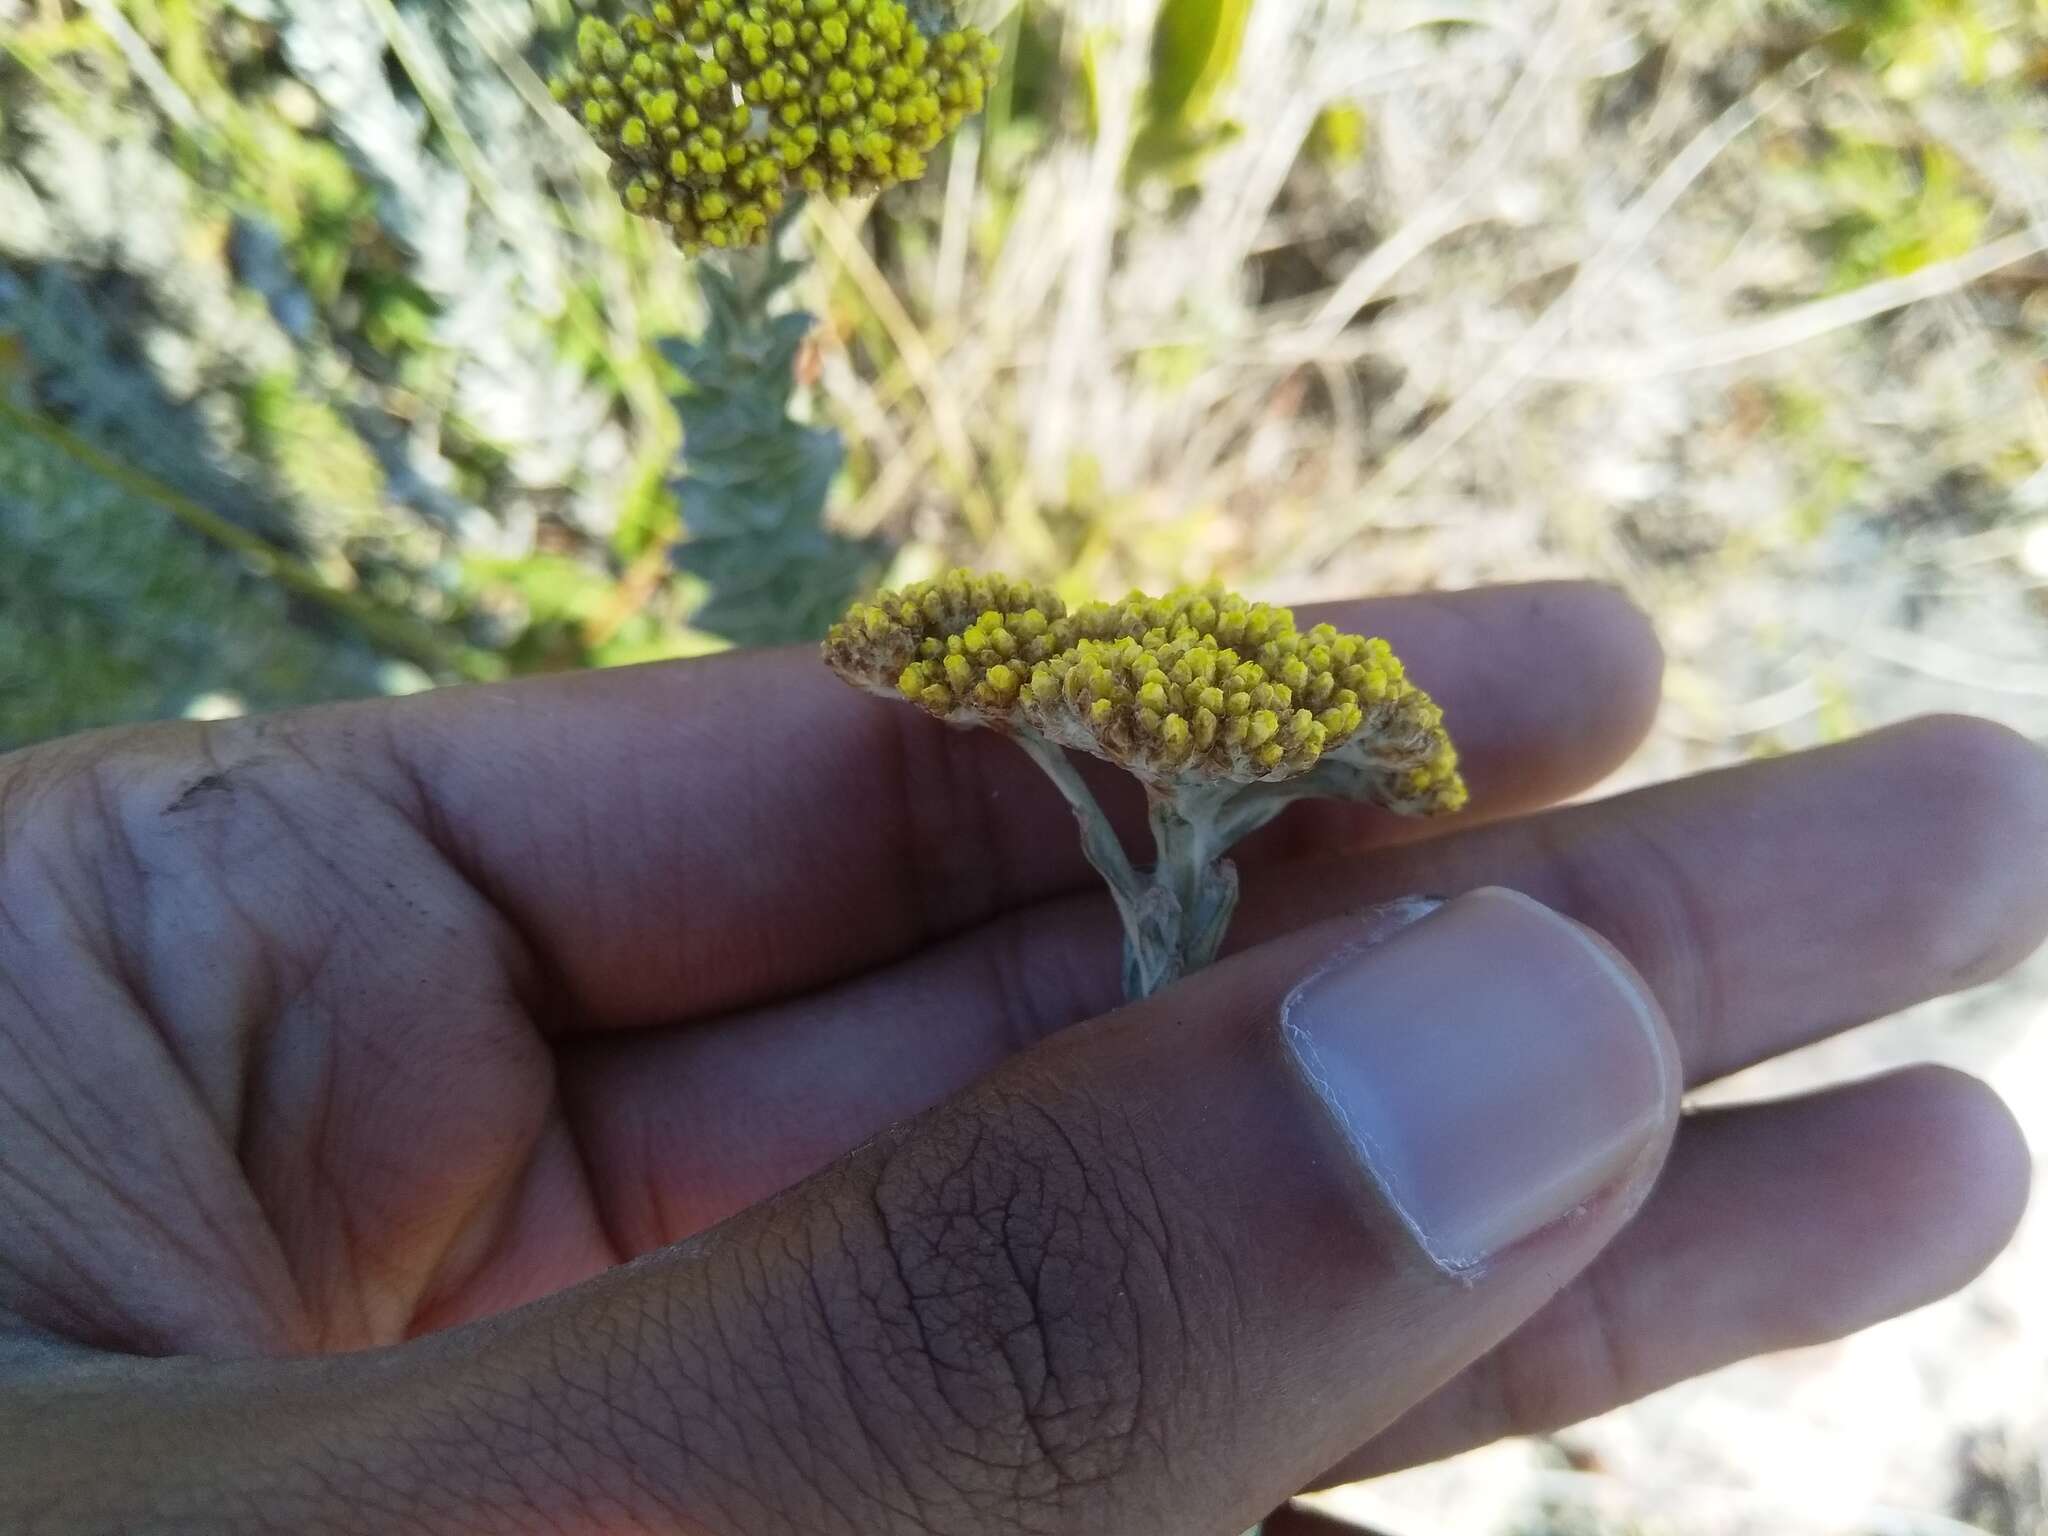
[2,584,2043,1499]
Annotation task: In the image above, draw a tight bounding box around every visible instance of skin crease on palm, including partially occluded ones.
[0,579,2045,1533]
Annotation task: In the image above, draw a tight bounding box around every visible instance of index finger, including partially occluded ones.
[366,581,1661,1025]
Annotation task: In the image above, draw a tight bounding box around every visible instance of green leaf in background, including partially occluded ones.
[1146,0,1253,127]
[1128,0,1256,185]
[1821,0,2006,92]
[1811,137,1990,289]
[1307,101,1370,168]
[1079,27,1103,142]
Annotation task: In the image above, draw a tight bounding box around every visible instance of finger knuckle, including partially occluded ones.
[688,1084,1239,1536]
[1467,1258,1637,1444]
[874,1094,1155,1494]
[1530,803,1724,1040]
[1884,714,2048,987]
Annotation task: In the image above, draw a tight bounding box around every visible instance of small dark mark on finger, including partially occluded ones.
[164,772,233,814]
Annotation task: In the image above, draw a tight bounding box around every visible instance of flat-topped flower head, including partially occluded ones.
[827,570,1467,996]
[825,569,1467,814]
[549,0,999,250]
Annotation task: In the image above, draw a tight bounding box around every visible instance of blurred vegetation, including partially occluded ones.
[0,391,396,740]
[2,0,2045,753]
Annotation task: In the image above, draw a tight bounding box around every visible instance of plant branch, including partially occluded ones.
[1277,47,1816,572]
[1011,731,1150,918]
[1537,228,2048,382]
[0,393,498,682]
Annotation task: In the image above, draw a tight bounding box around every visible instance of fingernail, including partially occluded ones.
[1284,887,1677,1273]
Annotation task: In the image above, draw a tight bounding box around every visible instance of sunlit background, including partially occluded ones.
[3,0,2046,1529]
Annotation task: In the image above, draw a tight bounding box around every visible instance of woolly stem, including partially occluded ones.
[1012,732,1215,1000]
[1013,739,1418,1003]
[1145,794,1241,987]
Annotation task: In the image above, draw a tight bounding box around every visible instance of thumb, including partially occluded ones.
[15,889,1679,1535]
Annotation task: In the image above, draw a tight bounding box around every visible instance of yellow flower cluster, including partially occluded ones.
[825,569,1467,810]
[548,0,998,250]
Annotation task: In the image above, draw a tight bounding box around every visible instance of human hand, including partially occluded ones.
[1,582,2041,1534]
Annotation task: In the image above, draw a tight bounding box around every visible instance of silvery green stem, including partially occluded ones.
[1012,732,1214,999]
[1011,732,1145,908]
[1145,794,1240,984]
[662,202,886,646]
[1011,732,1175,997]
[1013,733,1405,1003]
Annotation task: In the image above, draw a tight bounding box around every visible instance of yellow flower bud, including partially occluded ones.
[823,570,1466,811]
[547,0,1000,251]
